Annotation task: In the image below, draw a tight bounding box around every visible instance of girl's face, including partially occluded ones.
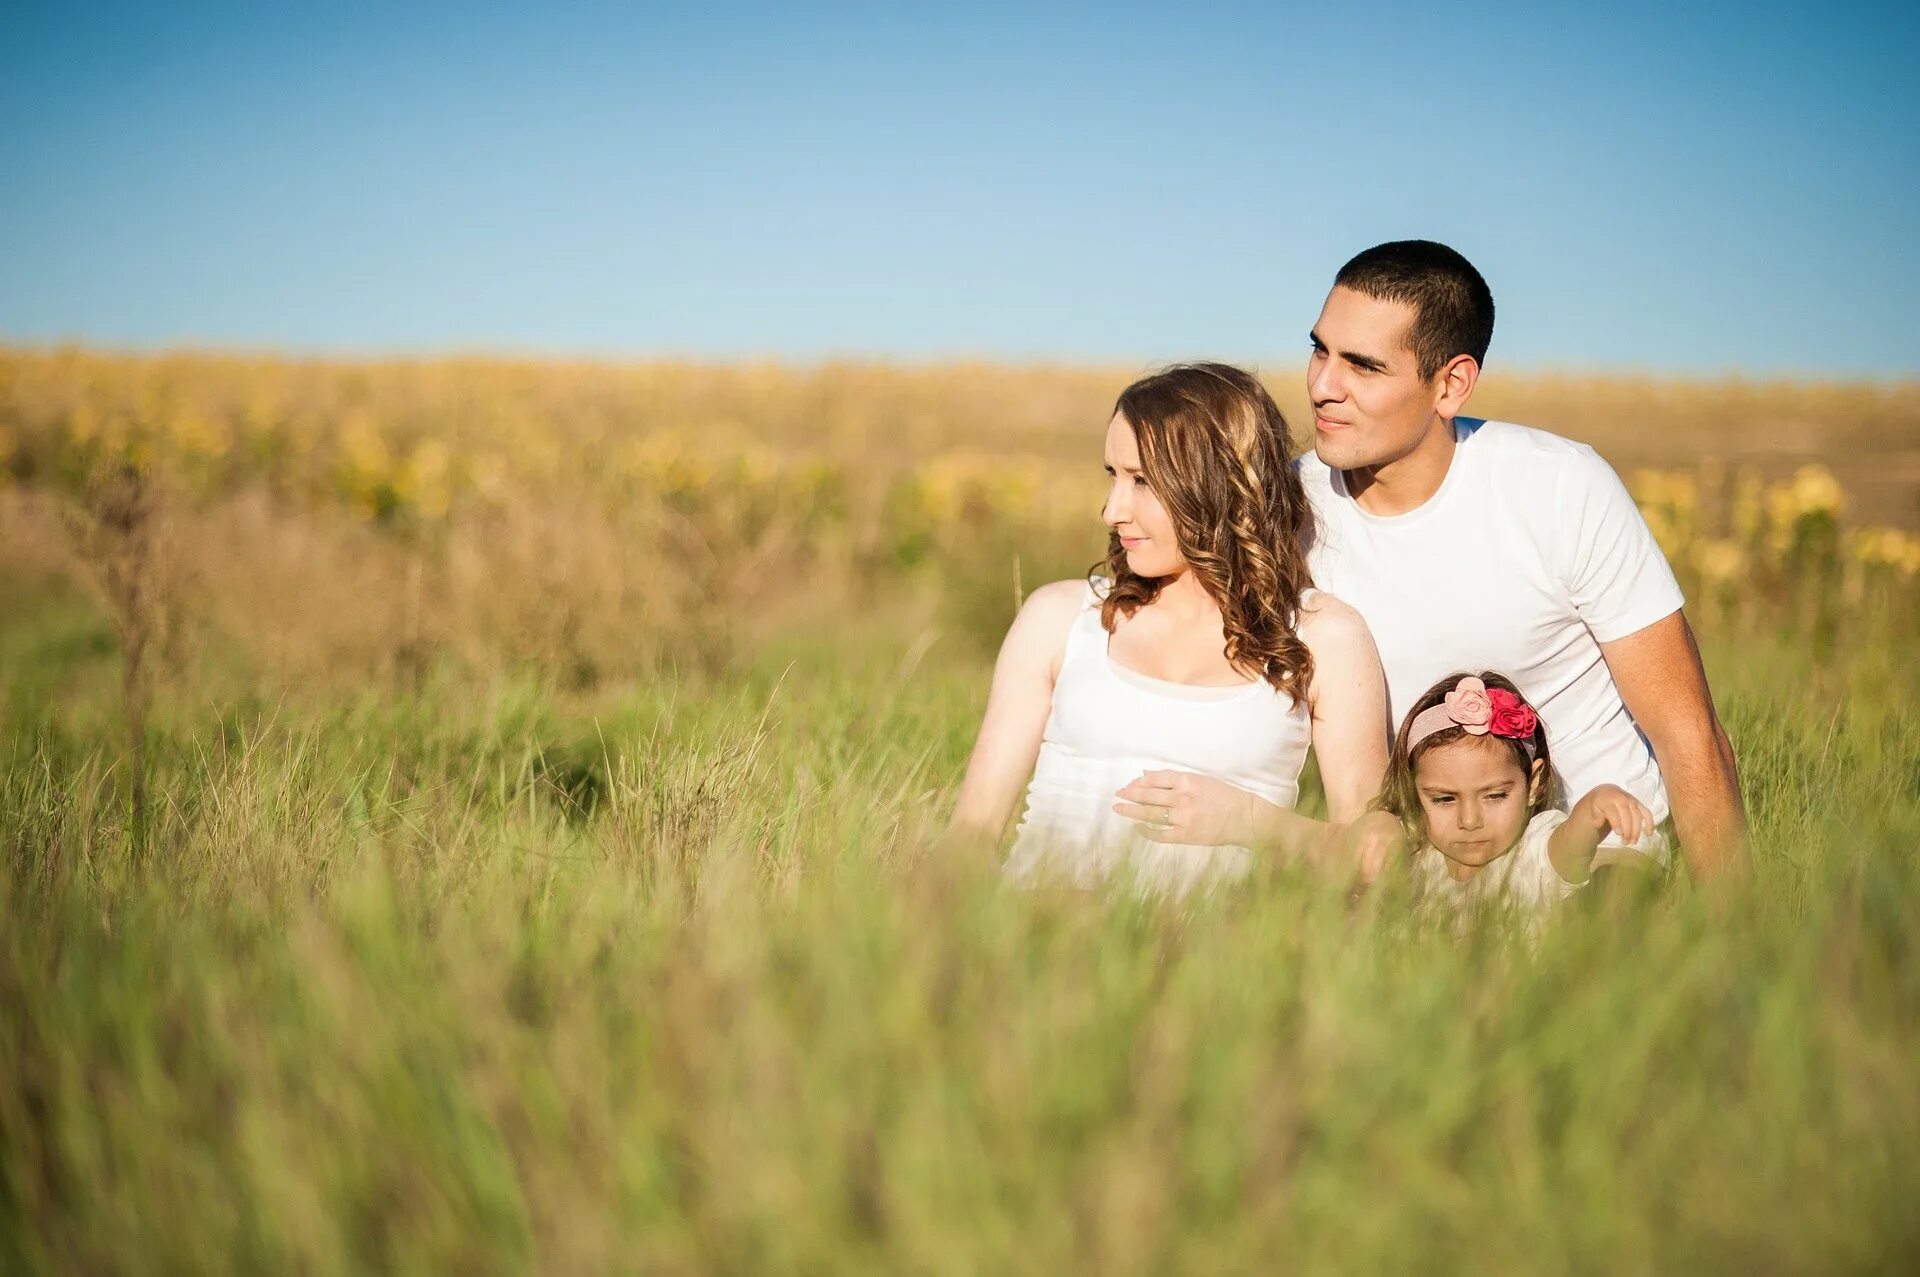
[1102,413,1186,579]
[1414,736,1542,867]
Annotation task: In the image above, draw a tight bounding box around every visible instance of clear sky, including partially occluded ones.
[3,0,1916,375]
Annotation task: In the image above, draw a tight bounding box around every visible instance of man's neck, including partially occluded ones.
[1342,416,1458,517]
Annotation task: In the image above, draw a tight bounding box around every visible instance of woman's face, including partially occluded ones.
[1414,736,1540,867]
[1102,412,1186,579]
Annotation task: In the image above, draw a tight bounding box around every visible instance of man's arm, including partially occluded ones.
[1598,610,1746,880]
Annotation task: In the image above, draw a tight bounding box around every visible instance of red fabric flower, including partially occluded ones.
[1485,688,1538,740]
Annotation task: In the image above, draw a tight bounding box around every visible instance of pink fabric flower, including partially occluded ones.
[1443,676,1493,735]
[1486,688,1539,740]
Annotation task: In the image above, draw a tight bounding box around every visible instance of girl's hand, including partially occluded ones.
[1573,784,1656,845]
[1114,770,1258,845]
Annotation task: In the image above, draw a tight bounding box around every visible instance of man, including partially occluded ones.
[1119,240,1745,879]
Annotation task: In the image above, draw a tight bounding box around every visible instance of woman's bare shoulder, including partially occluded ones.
[1296,590,1377,653]
[1023,577,1094,616]
[1001,578,1092,658]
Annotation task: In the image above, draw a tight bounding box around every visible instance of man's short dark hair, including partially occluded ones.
[1334,240,1494,380]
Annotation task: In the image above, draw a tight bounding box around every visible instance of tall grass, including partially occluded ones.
[2,350,1918,1273]
[4,629,1916,1273]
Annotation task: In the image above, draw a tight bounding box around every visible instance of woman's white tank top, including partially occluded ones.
[1003,579,1316,896]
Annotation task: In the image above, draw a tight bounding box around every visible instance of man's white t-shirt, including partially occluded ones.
[1302,418,1683,832]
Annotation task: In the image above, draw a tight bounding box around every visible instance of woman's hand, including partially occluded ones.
[1343,809,1408,884]
[1113,770,1261,845]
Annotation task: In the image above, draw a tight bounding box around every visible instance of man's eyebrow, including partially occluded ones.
[1309,329,1390,373]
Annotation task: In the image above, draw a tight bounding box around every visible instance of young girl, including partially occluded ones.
[947,363,1389,897]
[1373,671,1658,912]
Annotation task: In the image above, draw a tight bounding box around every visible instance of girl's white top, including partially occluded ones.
[1412,808,1577,913]
[1003,579,1314,897]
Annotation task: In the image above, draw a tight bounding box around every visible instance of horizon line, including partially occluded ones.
[3,335,1917,390]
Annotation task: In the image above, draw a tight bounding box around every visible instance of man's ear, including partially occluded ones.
[1433,354,1480,418]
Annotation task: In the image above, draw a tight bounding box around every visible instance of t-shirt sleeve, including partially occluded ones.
[1555,448,1685,643]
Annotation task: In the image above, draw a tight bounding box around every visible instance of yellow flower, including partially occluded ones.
[1631,468,1698,513]
[1730,469,1765,543]
[165,409,229,460]
[1692,538,1746,585]
[1788,464,1843,518]
[1849,527,1920,576]
[399,439,454,519]
[241,392,282,441]
[339,409,391,477]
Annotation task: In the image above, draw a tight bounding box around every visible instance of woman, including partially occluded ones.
[949,363,1389,895]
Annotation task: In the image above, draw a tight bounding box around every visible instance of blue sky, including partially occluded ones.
[3,0,1916,374]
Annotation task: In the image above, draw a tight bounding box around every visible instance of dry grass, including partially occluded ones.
[2,347,1918,1273]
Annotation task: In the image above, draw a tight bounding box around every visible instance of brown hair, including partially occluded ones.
[1370,670,1557,845]
[1097,363,1315,705]
[1334,239,1494,380]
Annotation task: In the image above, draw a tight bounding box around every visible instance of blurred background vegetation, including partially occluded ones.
[2,347,1918,1273]
[3,348,1914,685]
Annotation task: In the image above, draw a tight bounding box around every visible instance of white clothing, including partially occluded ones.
[1412,809,1578,914]
[1301,418,1683,846]
[1003,580,1314,897]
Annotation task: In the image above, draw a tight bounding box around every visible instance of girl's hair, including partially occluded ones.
[1371,670,1558,845]
[1097,363,1315,705]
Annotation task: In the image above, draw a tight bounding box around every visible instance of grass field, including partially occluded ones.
[3,350,1919,1273]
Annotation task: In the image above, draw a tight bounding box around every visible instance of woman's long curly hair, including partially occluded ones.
[1097,363,1316,705]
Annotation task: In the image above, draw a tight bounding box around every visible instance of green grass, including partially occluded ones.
[3,584,1918,1275]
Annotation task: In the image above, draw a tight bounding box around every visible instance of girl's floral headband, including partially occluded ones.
[1407,676,1540,760]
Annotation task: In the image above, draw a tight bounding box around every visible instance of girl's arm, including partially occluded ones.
[1547,784,1657,884]
[1112,595,1389,864]
[946,580,1084,850]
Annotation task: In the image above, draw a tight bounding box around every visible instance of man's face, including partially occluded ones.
[1306,286,1445,471]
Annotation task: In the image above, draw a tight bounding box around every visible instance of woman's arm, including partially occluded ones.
[1547,784,1656,885]
[1297,595,1391,825]
[946,580,1084,850]
[1112,594,1390,865]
